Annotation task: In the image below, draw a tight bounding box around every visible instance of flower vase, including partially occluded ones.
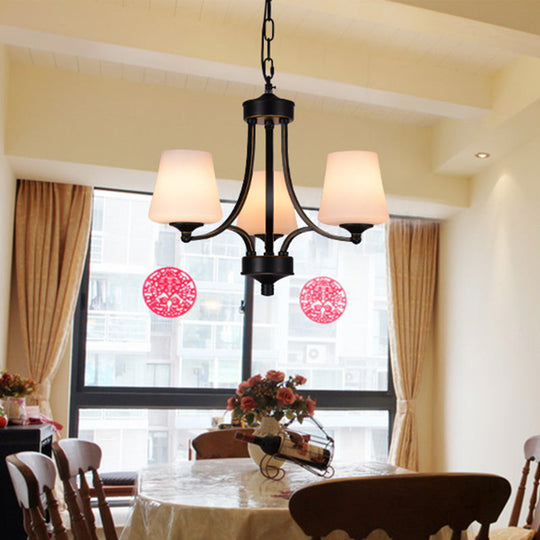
[3,396,29,425]
[248,416,285,471]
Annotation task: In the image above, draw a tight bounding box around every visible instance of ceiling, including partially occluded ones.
[0,0,530,124]
[2,0,540,204]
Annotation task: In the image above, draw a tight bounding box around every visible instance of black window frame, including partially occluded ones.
[69,188,396,443]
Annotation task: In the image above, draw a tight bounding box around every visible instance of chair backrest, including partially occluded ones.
[53,439,118,540]
[509,435,540,530]
[191,428,254,459]
[6,451,71,540]
[289,473,511,540]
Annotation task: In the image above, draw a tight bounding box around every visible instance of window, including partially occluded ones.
[71,189,394,471]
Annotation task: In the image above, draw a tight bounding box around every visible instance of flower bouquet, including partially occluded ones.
[0,371,36,425]
[0,371,36,398]
[226,370,316,427]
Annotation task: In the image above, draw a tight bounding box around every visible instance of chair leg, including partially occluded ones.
[28,507,51,540]
[510,459,531,526]
[475,523,490,540]
[92,469,118,540]
[45,488,70,540]
[79,470,99,540]
[63,478,93,540]
[23,508,36,540]
[526,462,540,527]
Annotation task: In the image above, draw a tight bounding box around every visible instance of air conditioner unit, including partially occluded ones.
[305,344,327,364]
[345,370,361,385]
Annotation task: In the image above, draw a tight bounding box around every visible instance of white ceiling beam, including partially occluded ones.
[0,0,493,119]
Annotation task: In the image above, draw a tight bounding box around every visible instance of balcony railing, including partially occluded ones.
[87,311,151,344]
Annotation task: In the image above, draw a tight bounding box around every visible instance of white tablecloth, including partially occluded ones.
[119,459,454,540]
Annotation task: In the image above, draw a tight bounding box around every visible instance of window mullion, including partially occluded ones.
[69,244,91,436]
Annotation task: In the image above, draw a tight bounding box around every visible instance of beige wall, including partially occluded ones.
[1,58,455,449]
[435,136,540,521]
[0,46,16,371]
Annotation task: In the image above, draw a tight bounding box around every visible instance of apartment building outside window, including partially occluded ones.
[71,189,394,472]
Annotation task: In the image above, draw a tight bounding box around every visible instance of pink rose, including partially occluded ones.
[295,394,303,402]
[266,370,285,383]
[226,396,237,411]
[236,381,250,396]
[277,387,296,405]
[247,374,262,386]
[293,375,307,385]
[240,396,256,412]
[306,397,316,416]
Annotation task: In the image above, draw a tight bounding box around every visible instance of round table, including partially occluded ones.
[118,459,416,540]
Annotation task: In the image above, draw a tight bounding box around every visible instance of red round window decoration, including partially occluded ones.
[299,276,347,324]
[142,267,197,318]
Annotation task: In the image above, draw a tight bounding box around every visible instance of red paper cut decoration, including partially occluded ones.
[142,267,197,318]
[299,276,347,324]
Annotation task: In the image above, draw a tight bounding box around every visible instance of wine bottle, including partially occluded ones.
[235,431,331,470]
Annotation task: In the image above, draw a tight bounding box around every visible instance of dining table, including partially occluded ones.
[118,457,461,540]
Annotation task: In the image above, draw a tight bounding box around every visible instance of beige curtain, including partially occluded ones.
[387,217,439,470]
[15,180,92,418]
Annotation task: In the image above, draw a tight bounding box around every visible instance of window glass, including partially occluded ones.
[252,211,388,391]
[73,189,393,460]
[85,192,244,388]
[77,408,388,471]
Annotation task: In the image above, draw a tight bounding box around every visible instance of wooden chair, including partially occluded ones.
[92,470,137,498]
[289,473,511,540]
[5,451,73,540]
[491,435,540,540]
[53,438,119,540]
[191,428,254,459]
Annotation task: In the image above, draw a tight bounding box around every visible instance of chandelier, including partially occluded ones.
[149,0,389,296]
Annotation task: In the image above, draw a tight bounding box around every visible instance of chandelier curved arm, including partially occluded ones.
[186,120,257,249]
[226,226,256,255]
[280,120,353,246]
[278,226,310,255]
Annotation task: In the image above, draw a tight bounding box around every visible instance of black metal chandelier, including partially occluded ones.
[149,0,389,296]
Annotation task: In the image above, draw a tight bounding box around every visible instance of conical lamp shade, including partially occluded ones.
[149,150,223,224]
[318,151,388,226]
[237,171,298,235]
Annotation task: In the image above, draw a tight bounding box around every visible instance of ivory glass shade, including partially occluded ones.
[149,150,223,224]
[237,171,298,235]
[318,151,389,226]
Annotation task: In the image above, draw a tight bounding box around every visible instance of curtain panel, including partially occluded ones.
[14,180,92,418]
[386,217,439,470]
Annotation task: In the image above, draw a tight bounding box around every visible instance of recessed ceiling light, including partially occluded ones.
[475,152,490,159]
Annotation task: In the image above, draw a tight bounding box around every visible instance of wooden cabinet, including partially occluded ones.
[0,424,55,540]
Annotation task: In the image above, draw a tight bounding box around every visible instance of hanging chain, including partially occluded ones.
[261,0,275,92]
